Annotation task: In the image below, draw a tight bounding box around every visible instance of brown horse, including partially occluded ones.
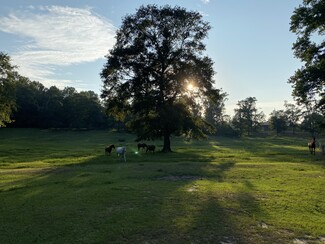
[105,144,115,155]
[146,145,156,153]
[308,137,316,155]
[137,143,147,151]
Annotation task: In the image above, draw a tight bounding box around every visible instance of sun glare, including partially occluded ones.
[187,83,194,91]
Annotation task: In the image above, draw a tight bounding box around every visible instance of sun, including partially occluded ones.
[187,83,194,91]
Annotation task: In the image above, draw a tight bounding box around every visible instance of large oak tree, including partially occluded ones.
[101,5,220,152]
[289,0,325,113]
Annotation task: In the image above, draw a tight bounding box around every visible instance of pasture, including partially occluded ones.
[0,129,324,243]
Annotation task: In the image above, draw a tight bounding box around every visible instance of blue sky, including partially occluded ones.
[0,0,302,117]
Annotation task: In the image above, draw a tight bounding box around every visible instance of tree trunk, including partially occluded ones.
[162,132,172,152]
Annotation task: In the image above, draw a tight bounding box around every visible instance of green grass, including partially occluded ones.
[0,128,324,243]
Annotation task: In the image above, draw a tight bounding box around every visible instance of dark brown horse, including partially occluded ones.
[308,137,316,155]
[137,143,147,151]
[146,145,155,153]
[105,144,115,155]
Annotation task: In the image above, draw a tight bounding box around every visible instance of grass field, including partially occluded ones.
[0,128,324,243]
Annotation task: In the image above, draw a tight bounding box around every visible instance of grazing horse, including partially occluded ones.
[105,144,115,155]
[308,137,316,155]
[137,143,147,151]
[116,147,127,162]
[146,145,155,153]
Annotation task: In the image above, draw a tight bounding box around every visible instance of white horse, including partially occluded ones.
[116,147,126,162]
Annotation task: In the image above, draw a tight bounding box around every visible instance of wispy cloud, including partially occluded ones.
[0,5,116,88]
[201,0,210,4]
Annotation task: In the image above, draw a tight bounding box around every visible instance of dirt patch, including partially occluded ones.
[258,221,269,229]
[220,236,237,244]
[293,236,325,244]
[293,238,308,244]
[187,185,199,192]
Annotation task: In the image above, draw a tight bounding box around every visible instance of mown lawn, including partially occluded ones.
[0,128,324,243]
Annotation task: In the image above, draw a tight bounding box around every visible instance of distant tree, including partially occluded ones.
[300,109,324,136]
[269,109,287,135]
[60,87,108,129]
[232,97,265,136]
[41,86,64,128]
[205,90,228,128]
[13,77,45,128]
[289,0,325,113]
[283,100,302,135]
[101,5,220,152]
[60,87,78,127]
[69,91,108,129]
[216,116,239,137]
[0,52,16,127]
[204,91,238,136]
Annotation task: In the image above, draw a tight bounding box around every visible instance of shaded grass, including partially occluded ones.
[0,129,324,243]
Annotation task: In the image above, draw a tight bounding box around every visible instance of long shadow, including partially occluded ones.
[0,149,276,243]
[1,132,322,242]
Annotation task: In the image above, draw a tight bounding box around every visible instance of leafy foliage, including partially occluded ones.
[268,109,287,135]
[10,78,111,129]
[232,97,265,136]
[0,52,16,127]
[101,5,220,151]
[300,109,324,135]
[284,101,302,135]
[289,0,325,113]
[205,90,228,127]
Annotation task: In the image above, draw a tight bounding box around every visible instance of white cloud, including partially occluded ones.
[201,0,210,4]
[0,5,116,88]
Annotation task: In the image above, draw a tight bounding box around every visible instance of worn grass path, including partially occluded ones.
[0,128,324,243]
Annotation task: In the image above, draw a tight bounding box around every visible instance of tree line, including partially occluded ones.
[0,52,115,129]
[209,97,324,137]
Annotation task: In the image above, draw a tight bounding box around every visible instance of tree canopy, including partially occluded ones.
[268,109,287,135]
[101,5,220,152]
[289,0,325,113]
[283,101,302,135]
[232,97,265,136]
[0,52,16,127]
[12,80,110,129]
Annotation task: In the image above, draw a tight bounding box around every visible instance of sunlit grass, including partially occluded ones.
[0,129,324,243]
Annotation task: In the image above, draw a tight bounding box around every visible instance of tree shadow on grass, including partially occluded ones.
[0,150,282,243]
[2,134,322,243]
